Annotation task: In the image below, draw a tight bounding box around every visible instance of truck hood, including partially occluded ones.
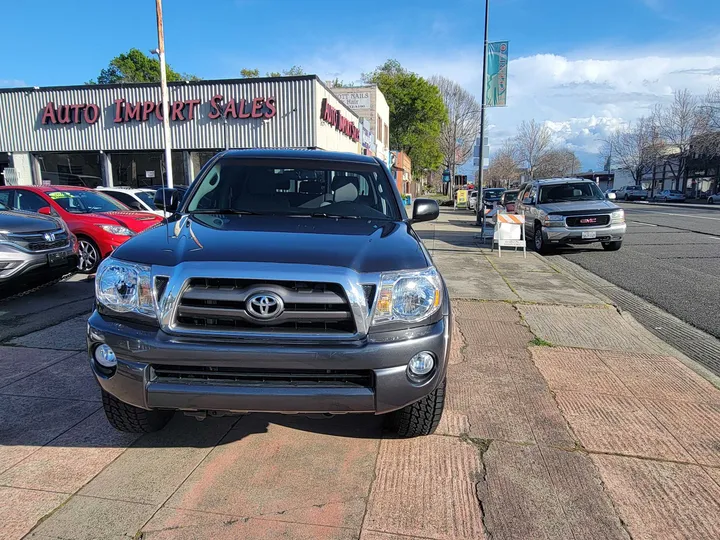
[0,210,63,234]
[112,214,429,273]
[81,211,163,232]
[541,199,619,214]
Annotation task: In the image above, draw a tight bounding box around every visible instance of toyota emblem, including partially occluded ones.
[43,232,55,242]
[246,292,284,320]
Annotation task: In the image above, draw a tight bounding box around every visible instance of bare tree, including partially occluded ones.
[429,75,482,185]
[486,139,520,187]
[603,116,661,186]
[652,89,709,190]
[514,119,553,179]
[534,149,582,179]
[699,85,720,154]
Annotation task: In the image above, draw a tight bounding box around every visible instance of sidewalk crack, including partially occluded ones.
[461,435,494,540]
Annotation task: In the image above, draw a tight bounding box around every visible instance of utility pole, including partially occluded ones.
[475,0,490,227]
[155,0,173,189]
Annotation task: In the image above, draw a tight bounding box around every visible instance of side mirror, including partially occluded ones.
[523,197,534,205]
[38,206,53,215]
[606,192,617,200]
[154,188,180,213]
[411,198,440,223]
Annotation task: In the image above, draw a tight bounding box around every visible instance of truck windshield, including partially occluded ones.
[538,182,605,204]
[185,158,401,220]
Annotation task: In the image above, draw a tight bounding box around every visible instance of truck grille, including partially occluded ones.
[565,215,610,228]
[152,365,373,388]
[7,229,69,251]
[174,278,357,335]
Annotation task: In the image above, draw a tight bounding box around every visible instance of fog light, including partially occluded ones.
[408,351,435,376]
[94,344,117,368]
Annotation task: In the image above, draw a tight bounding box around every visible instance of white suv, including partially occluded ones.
[96,187,168,217]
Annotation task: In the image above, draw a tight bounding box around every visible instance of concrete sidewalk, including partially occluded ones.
[1,210,719,539]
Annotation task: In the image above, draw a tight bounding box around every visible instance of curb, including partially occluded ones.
[624,200,720,212]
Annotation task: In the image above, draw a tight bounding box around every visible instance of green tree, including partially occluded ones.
[240,68,260,78]
[362,60,447,172]
[86,48,199,85]
[240,66,307,78]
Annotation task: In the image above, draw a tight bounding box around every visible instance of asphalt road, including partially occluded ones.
[547,202,720,339]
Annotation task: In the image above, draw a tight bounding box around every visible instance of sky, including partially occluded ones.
[2,0,720,172]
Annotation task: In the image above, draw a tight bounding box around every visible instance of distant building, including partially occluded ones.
[390,151,412,196]
[331,85,390,164]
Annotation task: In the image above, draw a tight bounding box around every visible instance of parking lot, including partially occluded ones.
[2,209,720,539]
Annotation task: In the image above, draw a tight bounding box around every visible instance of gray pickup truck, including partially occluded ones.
[516,178,627,253]
[88,150,450,438]
[0,201,78,295]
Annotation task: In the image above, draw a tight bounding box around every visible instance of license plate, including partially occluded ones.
[47,252,67,267]
[582,231,597,239]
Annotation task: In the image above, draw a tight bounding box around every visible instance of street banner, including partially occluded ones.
[486,41,509,107]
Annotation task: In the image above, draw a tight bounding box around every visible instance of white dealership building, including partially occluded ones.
[0,76,381,188]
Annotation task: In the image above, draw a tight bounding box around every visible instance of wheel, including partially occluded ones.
[102,390,173,433]
[388,379,445,437]
[602,241,622,251]
[77,237,100,274]
[709,197,715,205]
[533,225,550,254]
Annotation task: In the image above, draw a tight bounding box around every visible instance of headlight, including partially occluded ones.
[95,258,154,317]
[99,225,134,236]
[543,215,565,227]
[372,267,442,325]
[611,209,625,223]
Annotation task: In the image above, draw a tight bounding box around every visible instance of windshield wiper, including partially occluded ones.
[308,212,360,219]
[189,209,262,215]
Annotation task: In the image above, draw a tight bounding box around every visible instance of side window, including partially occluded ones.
[16,190,49,213]
[527,186,537,202]
[0,189,14,208]
[107,191,139,209]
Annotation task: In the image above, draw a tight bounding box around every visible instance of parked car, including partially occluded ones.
[616,185,648,201]
[708,193,720,204]
[515,178,626,253]
[89,149,450,438]
[0,200,78,295]
[482,188,506,209]
[97,187,169,217]
[469,191,478,211]
[499,190,519,213]
[654,190,686,202]
[0,186,163,273]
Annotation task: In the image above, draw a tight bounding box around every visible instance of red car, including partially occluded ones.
[0,186,163,273]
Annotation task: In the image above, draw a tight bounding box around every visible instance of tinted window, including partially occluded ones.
[185,158,400,220]
[136,191,157,209]
[49,190,127,214]
[104,191,140,209]
[0,190,12,208]
[16,190,49,212]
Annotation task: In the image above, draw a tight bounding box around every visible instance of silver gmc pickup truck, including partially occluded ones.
[516,178,627,253]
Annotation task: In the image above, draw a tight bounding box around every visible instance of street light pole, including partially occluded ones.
[476,0,490,227]
[155,0,173,189]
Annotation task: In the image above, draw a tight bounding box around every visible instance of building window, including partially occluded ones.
[110,151,187,188]
[35,152,102,188]
[377,115,382,143]
[384,123,389,146]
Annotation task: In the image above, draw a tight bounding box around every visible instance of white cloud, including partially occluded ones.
[0,79,26,88]
[301,43,720,168]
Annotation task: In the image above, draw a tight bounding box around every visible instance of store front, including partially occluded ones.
[0,76,365,187]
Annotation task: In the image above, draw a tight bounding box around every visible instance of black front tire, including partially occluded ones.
[389,379,446,438]
[533,226,550,254]
[602,241,623,251]
[102,390,173,433]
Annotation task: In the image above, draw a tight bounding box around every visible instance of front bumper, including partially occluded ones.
[87,312,451,415]
[544,222,626,244]
[0,244,77,284]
